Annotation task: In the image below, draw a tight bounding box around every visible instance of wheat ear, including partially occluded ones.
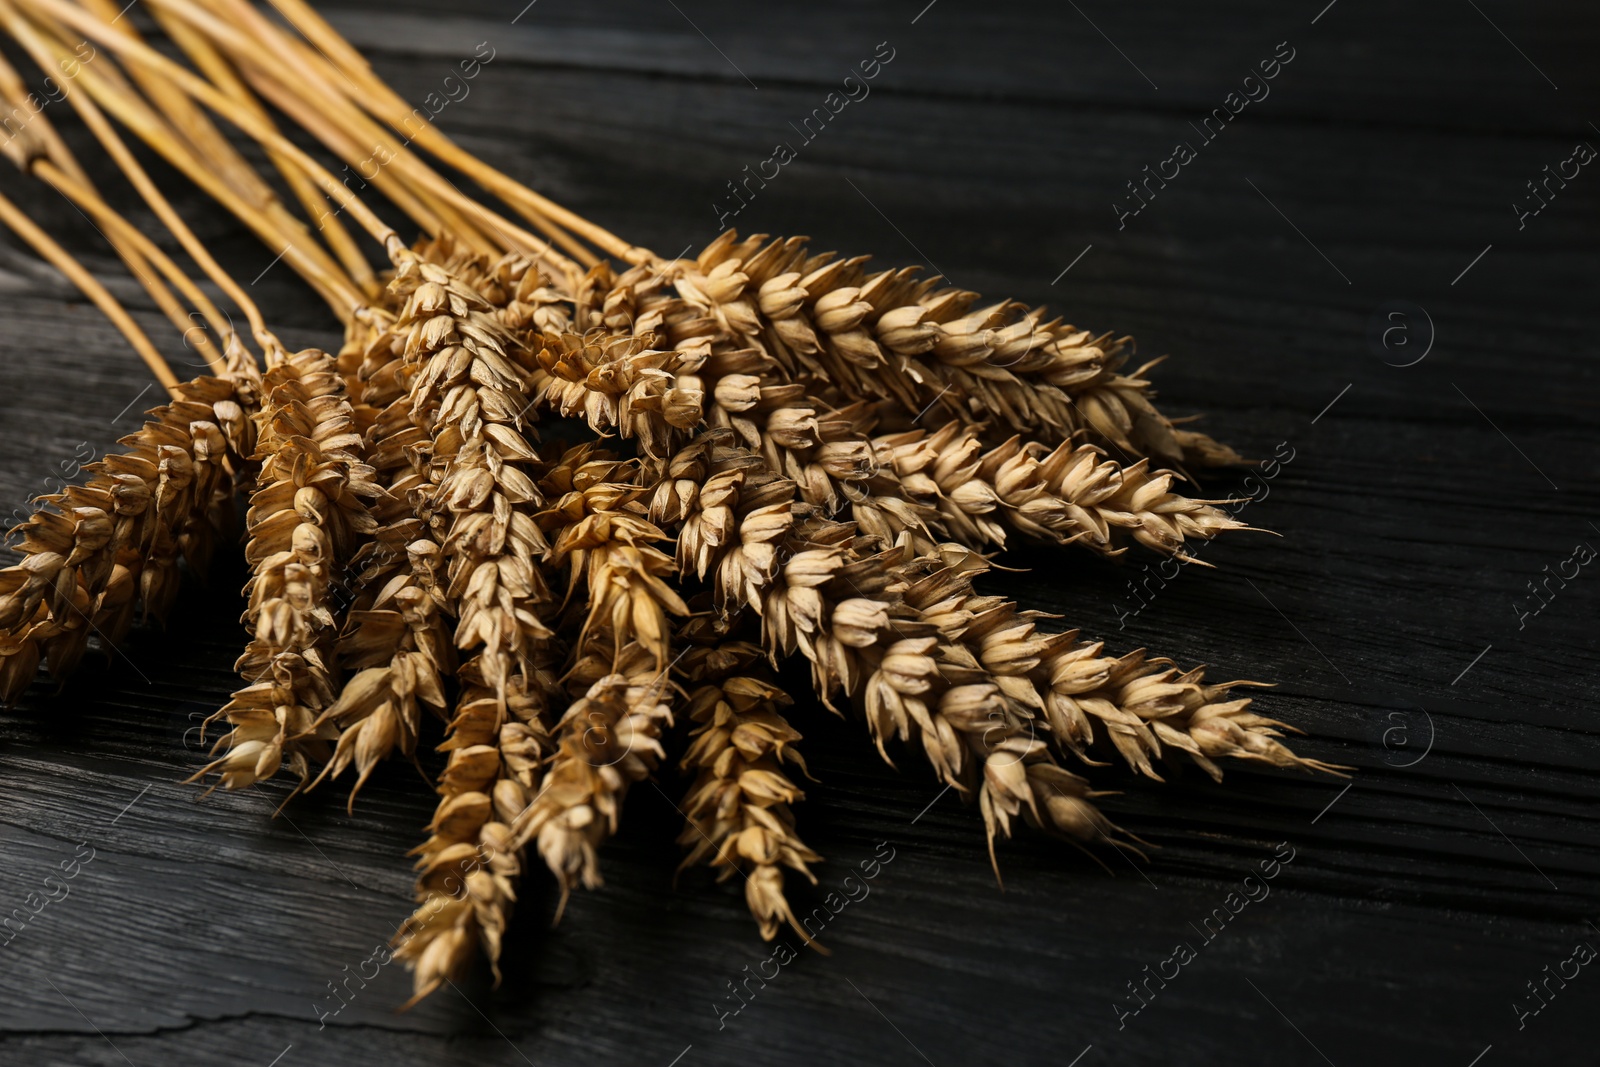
[662,231,1243,471]
[676,615,820,942]
[388,444,609,1005]
[194,348,377,793]
[759,516,1132,871]
[391,244,566,919]
[310,320,453,801]
[865,424,1256,561]
[0,375,252,701]
[506,453,685,908]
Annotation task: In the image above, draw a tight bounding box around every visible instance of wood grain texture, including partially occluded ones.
[0,1,1596,1064]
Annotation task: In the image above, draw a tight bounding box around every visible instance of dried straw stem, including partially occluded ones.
[0,185,181,390]
[0,51,227,374]
[13,0,407,266]
[142,1,380,298]
[0,2,295,353]
[230,0,647,265]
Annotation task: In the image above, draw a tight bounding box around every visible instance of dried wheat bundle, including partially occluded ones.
[345,245,1325,987]
[0,0,1350,1009]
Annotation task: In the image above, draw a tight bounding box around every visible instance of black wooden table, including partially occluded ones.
[1,2,1596,1064]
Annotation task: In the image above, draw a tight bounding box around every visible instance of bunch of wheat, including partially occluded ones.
[0,0,1345,1004]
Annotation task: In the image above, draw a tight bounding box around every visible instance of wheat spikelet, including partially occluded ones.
[533,330,706,462]
[394,432,683,995]
[649,434,823,937]
[0,374,252,702]
[565,260,882,512]
[315,510,453,801]
[335,307,394,434]
[524,335,1312,851]
[649,431,800,611]
[732,480,1326,858]
[1082,653,1346,782]
[391,247,556,691]
[542,459,687,673]
[644,251,1247,563]
[194,348,377,792]
[332,251,577,998]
